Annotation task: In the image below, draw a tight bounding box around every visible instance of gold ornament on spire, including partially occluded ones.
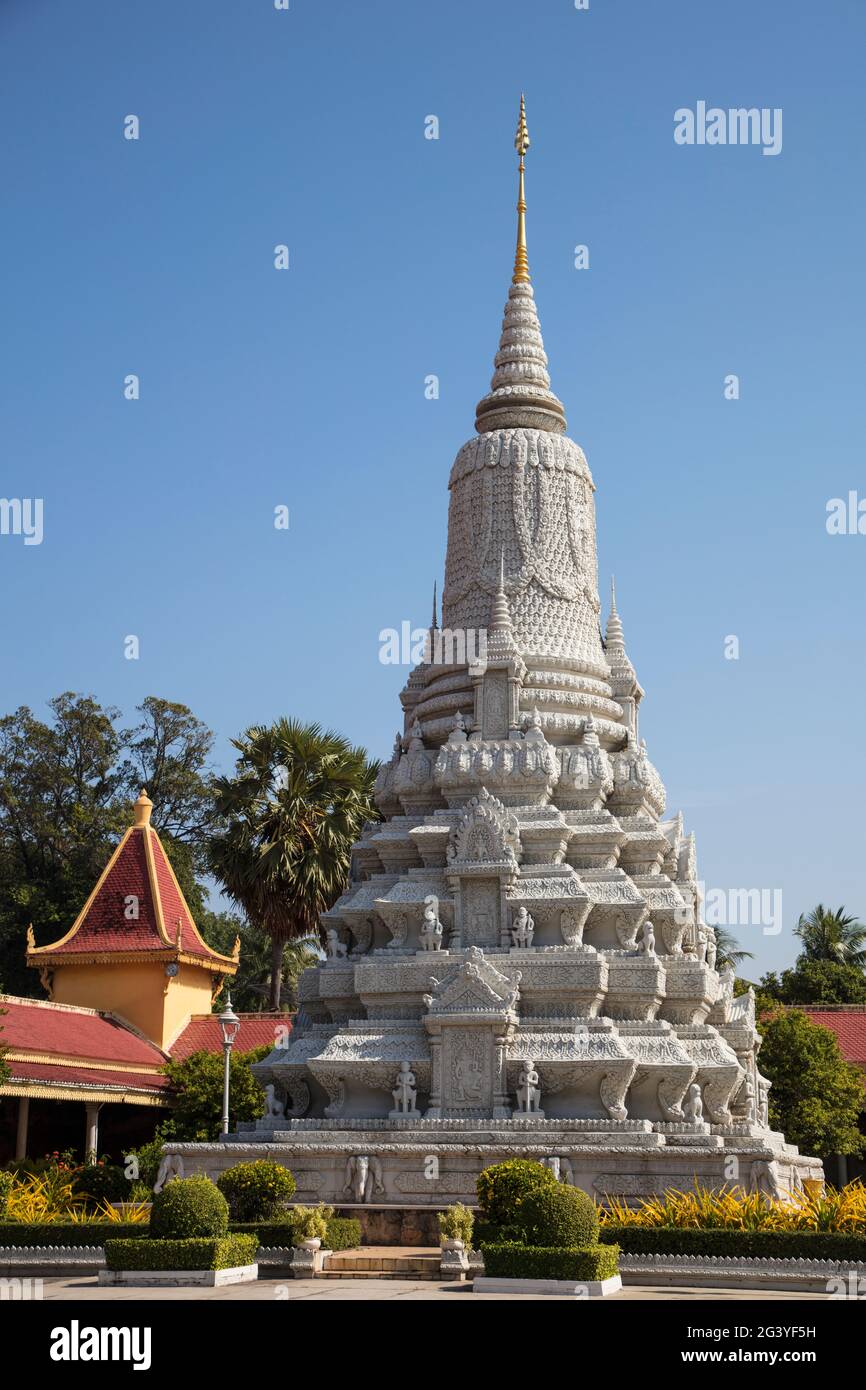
[512,94,531,285]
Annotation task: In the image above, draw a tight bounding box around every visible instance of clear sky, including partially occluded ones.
[2,0,864,975]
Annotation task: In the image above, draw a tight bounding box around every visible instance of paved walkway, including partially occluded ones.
[33,1276,829,1302]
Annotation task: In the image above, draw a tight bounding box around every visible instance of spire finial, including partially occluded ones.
[133,788,153,828]
[512,95,531,286]
[610,575,617,612]
[431,580,438,631]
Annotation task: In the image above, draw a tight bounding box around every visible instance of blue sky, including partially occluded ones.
[2,0,864,974]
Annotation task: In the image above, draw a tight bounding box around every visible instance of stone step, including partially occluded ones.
[321,1247,441,1279]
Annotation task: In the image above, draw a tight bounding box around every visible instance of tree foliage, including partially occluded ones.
[158,1046,271,1143]
[760,958,866,1006]
[209,719,377,1008]
[758,1009,865,1158]
[794,905,866,966]
[0,693,218,995]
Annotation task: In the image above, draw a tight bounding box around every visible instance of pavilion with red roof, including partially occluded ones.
[0,791,290,1163]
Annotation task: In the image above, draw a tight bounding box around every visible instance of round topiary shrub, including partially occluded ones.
[216,1161,296,1222]
[149,1176,229,1239]
[476,1159,557,1227]
[512,1183,600,1248]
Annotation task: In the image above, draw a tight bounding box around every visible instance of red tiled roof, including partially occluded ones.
[28,801,235,970]
[7,1060,171,1094]
[798,1008,866,1066]
[170,1013,290,1060]
[0,996,168,1066]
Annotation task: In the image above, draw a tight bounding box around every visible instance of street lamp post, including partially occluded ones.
[219,993,240,1138]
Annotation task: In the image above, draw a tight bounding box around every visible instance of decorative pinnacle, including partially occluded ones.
[512,95,531,285]
[133,788,153,827]
[431,580,438,631]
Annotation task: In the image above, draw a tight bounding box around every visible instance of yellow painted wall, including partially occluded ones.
[49,961,215,1049]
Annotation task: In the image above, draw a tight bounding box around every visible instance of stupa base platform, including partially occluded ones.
[166,1121,821,1208]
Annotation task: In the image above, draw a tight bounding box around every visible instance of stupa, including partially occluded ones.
[176,101,821,1206]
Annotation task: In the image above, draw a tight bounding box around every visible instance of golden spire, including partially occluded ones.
[512,94,531,285]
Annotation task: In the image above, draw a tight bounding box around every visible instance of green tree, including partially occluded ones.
[159,1045,271,1142]
[760,959,866,1006]
[0,693,218,995]
[757,1009,865,1159]
[794,904,866,966]
[712,926,754,971]
[209,719,377,1010]
[200,911,319,1012]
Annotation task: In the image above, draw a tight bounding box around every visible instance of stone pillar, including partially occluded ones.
[15,1095,30,1160]
[84,1102,102,1162]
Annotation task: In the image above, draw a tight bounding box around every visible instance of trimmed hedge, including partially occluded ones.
[482,1242,620,1282]
[514,1186,599,1248]
[72,1164,130,1207]
[216,1161,296,1222]
[473,1219,521,1247]
[0,1223,145,1248]
[600,1226,866,1262]
[230,1216,362,1251]
[105,1234,258,1272]
[150,1177,228,1240]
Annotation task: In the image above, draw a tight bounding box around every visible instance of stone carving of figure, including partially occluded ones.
[447,710,468,744]
[683,1082,704,1124]
[539,1155,574,1185]
[511,905,535,948]
[639,920,656,956]
[757,1076,770,1128]
[504,972,522,1013]
[515,1060,542,1114]
[419,895,444,951]
[695,927,709,964]
[391,1061,418,1116]
[717,964,735,1019]
[153,1152,185,1194]
[264,1083,285,1120]
[326,928,348,960]
[343,1154,384,1204]
[705,930,717,971]
[454,1054,485,1102]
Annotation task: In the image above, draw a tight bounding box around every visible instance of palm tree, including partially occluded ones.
[712,926,754,971]
[794,904,866,966]
[209,719,378,1009]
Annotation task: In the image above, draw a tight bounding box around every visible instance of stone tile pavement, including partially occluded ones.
[35,1276,829,1302]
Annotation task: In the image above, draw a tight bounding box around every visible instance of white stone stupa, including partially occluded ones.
[177,100,821,1207]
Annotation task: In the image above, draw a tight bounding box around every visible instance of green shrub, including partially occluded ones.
[323,1217,361,1251]
[149,1177,228,1240]
[438,1203,474,1245]
[0,1223,145,1247]
[482,1242,620,1282]
[514,1185,599,1248]
[476,1159,556,1226]
[473,1219,521,1247]
[228,1216,360,1251]
[599,1225,866,1262]
[216,1161,296,1222]
[104,1234,258,1272]
[292,1204,331,1242]
[72,1164,130,1208]
[0,1171,14,1218]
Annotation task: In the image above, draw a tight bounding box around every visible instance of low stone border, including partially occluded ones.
[475,1274,622,1298]
[98,1264,258,1288]
[619,1254,866,1293]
